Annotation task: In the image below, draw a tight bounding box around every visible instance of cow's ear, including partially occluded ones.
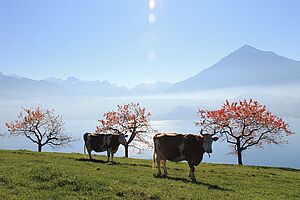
[212,137,219,141]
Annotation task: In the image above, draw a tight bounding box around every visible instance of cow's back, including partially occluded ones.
[154,133,185,162]
[85,134,107,152]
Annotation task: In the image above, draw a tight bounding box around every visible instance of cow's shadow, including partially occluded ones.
[76,158,108,164]
[155,175,234,191]
[76,158,152,168]
[114,162,152,168]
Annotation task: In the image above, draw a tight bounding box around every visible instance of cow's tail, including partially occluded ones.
[83,132,89,159]
[84,144,87,159]
[152,150,156,169]
[152,137,157,169]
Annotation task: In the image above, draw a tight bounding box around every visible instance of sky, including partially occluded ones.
[0,0,300,87]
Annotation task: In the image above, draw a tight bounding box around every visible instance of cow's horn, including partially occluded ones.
[199,129,204,137]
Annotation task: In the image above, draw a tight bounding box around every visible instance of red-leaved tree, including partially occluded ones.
[196,99,293,165]
[6,107,73,152]
[96,103,152,157]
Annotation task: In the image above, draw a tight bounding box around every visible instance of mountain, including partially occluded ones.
[166,45,300,93]
[44,76,129,96]
[0,72,63,98]
[131,81,172,96]
[1,72,172,98]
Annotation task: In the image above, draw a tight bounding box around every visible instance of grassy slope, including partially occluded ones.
[0,150,299,200]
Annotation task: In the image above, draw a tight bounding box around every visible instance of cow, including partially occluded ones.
[83,132,127,162]
[153,131,219,182]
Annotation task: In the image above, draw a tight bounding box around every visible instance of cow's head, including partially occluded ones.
[118,133,128,145]
[198,131,219,153]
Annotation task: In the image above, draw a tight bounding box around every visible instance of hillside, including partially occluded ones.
[0,150,299,199]
[167,45,300,93]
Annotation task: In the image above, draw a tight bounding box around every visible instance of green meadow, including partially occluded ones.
[0,150,299,199]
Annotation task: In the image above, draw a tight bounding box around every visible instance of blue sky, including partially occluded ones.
[0,0,299,87]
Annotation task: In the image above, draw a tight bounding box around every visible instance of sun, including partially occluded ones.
[149,0,156,10]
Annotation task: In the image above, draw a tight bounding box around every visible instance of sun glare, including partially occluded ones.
[147,50,156,61]
[148,14,156,24]
[149,0,156,10]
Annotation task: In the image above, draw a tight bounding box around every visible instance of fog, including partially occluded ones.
[0,85,299,169]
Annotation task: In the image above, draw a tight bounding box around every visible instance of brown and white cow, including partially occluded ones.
[83,132,127,162]
[153,132,219,182]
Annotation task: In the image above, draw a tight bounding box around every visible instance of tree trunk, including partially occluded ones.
[236,138,243,165]
[124,144,129,158]
[237,149,243,165]
[38,144,42,152]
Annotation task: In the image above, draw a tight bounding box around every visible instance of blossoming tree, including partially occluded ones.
[6,107,73,152]
[196,99,293,165]
[96,103,152,157]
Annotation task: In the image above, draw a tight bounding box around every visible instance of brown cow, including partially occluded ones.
[83,132,127,162]
[153,132,219,182]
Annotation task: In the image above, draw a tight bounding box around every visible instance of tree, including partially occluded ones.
[196,99,293,165]
[96,102,152,158]
[6,107,73,152]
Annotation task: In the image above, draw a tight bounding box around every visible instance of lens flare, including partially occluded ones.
[148,14,156,24]
[149,0,156,10]
[147,50,156,61]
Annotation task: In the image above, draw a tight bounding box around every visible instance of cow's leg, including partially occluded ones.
[88,149,92,160]
[162,160,168,177]
[156,155,161,177]
[111,153,114,163]
[188,161,196,182]
[106,151,110,162]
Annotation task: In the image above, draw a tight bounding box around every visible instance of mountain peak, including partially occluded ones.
[242,44,253,48]
[66,76,82,84]
[166,45,300,93]
[235,44,261,54]
[234,44,278,57]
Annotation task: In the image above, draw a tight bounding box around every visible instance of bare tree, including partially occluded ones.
[6,107,73,152]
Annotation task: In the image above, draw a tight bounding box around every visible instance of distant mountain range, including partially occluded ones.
[44,76,129,96]
[1,44,300,97]
[0,72,63,97]
[0,72,172,97]
[166,45,300,93]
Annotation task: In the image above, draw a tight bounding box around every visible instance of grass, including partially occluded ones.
[0,149,299,199]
